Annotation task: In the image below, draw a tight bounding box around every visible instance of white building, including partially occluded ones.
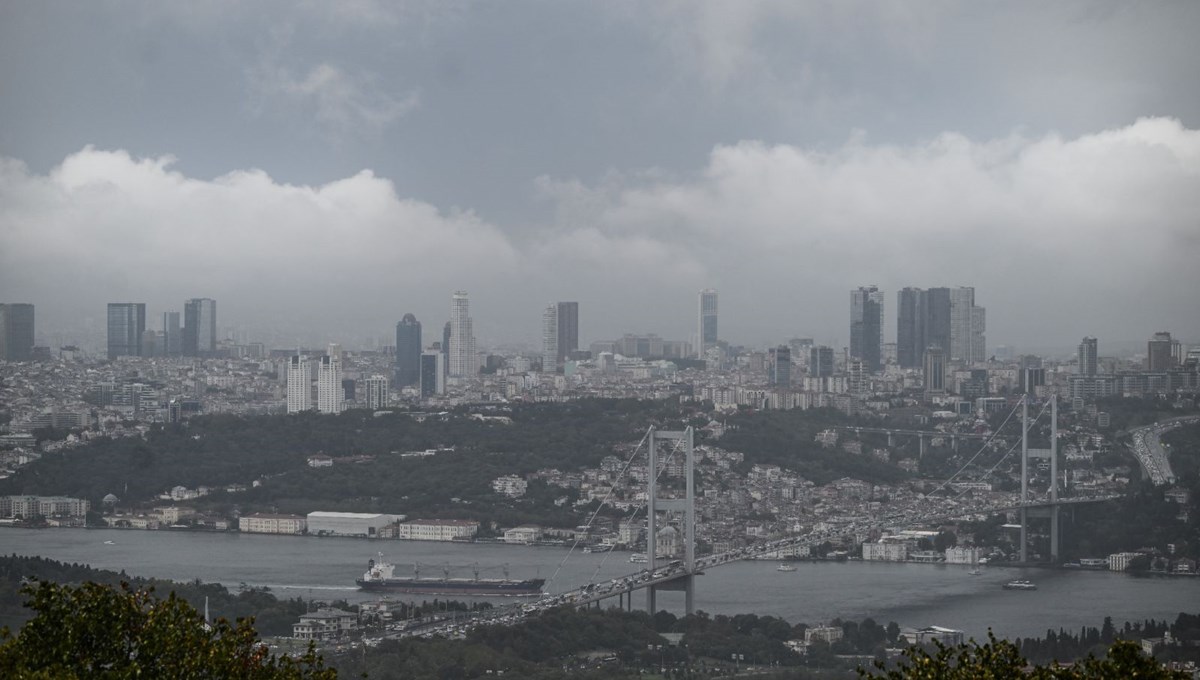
[292,608,358,640]
[363,374,389,409]
[448,291,476,378]
[503,525,541,544]
[944,546,981,565]
[306,511,396,537]
[492,475,528,498]
[395,519,479,541]
[317,354,344,414]
[698,289,718,359]
[239,513,307,535]
[0,495,90,518]
[862,541,908,562]
[1108,551,1143,571]
[805,626,843,644]
[286,355,311,413]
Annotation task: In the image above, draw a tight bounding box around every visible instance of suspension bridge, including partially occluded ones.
[397,395,1132,639]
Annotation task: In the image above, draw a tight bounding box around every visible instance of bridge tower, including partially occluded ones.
[1019,394,1059,563]
[645,426,697,615]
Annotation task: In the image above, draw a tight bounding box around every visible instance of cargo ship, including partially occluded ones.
[356,555,545,596]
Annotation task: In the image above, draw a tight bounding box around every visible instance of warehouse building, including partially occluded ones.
[306,511,398,537]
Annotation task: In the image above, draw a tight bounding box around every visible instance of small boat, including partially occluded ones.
[103,540,115,545]
[968,568,981,576]
[629,553,648,563]
[1003,579,1037,590]
[777,563,797,572]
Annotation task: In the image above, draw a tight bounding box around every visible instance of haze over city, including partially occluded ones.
[2,2,1199,350]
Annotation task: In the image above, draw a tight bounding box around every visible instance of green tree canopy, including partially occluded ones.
[0,580,336,679]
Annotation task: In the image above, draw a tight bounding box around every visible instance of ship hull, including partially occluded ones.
[355,578,545,596]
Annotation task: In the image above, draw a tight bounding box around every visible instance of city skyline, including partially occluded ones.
[2,5,1198,349]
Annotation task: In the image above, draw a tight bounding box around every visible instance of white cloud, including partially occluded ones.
[1,119,1197,349]
[250,60,420,133]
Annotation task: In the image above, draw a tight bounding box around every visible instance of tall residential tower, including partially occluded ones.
[448,291,476,378]
[698,289,718,359]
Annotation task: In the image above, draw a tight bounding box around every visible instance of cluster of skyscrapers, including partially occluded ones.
[847,285,987,373]
[105,299,217,360]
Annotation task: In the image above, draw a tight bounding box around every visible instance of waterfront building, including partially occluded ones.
[395,519,479,541]
[850,286,884,372]
[239,513,307,535]
[862,541,908,562]
[316,354,344,414]
[293,609,358,641]
[394,314,422,387]
[698,289,718,359]
[106,303,146,359]
[363,374,389,409]
[306,511,398,537]
[0,495,90,518]
[286,355,311,413]
[448,291,476,377]
[182,298,217,356]
[0,303,35,362]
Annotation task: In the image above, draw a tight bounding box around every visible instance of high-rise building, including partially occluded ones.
[556,302,579,366]
[897,288,924,369]
[768,346,791,386]
[850,286,884,372]
[442,322,451,367]
[162,311,181,357]
[183,298,217,356]
[394,314,422,387]
[0,303,35,362]
[286,355,311,413]
[924,346,946,395]
[420,350,446,398]
[364,375,389,410]
[541,304,558,372]
[448,291,476,378]
[1147,332,1177,372]
[107,303,146,359]
[923,288,952,355]
[698,289,718,358]
[949,287,986,363]
[317,354,344,414]
[1078,337,1098,376]
[810,345,835,378]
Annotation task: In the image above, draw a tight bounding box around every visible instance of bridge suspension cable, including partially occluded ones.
[925,396,1045,497]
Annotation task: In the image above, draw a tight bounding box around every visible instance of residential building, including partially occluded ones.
[448,291,476,377]
[805,626,844,645]
[0,303,35,362]
[363,374,389,409]
[317,354,344,414]
[492,474,528,497]
[394,313,421,387]
[292,609,358,641]
[698,289,718,358]
[850,286,884,372]
[0,495,90,518]
[286,355,311,413]
[862,541,908,561]
[107,303,146,359]
[182,298,217,356]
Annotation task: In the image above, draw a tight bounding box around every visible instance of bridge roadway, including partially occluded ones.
[1128,416,1198,486]
[392,494,1119,640]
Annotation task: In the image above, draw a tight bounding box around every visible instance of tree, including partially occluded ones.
[0,580,336,679]
[859,632,1188,679]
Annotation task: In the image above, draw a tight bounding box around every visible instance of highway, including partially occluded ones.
[1127,416,1198,486]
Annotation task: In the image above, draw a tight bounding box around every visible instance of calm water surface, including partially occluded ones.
[4,528,1197,639]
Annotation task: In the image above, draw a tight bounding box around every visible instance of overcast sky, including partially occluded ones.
[2,1,1198,353]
